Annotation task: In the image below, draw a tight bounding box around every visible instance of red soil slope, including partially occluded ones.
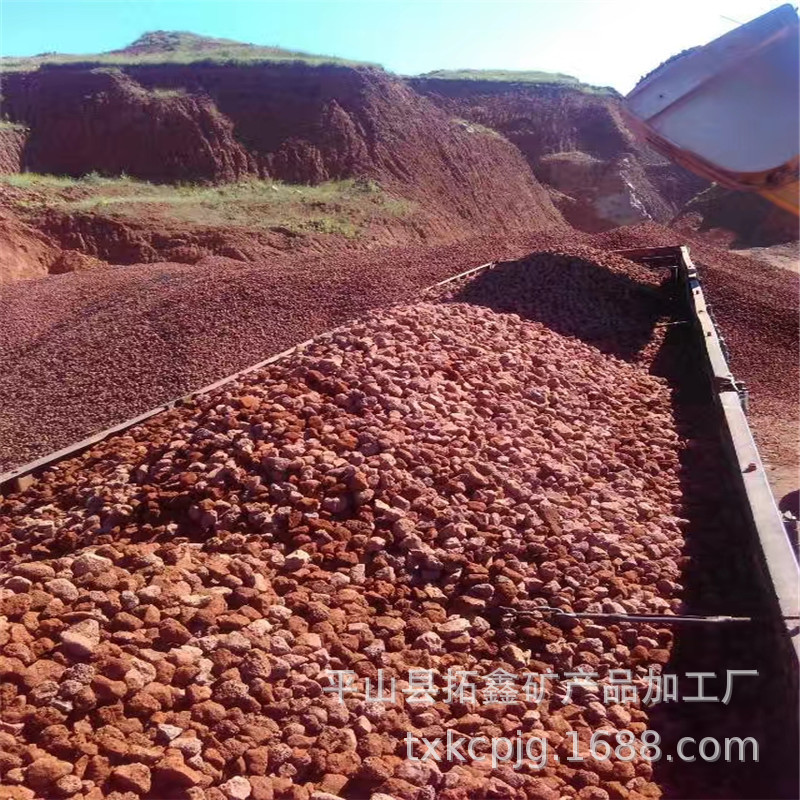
[674,185,799,248]
[3,68,254,183]
[410,79,707,231]
[0,211,59,284]
[0,127,26,175]
[1,65,563,239]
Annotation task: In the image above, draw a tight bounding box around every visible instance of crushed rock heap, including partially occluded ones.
[0,249,689,800]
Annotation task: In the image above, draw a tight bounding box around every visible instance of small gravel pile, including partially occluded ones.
[428,246,668,364]
[0,286,688,799]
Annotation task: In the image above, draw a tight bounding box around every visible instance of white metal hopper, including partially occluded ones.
[623,4,799,215]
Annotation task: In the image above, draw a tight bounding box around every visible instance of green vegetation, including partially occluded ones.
[0,119,28,131]
[422,68,582,84]
[0,173,414,239]
[417,69,618,96]
[1,30,380,73]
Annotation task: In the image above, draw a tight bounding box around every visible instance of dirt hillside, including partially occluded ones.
[674,184,798,248]
[410,78,708,232]
[3,68,254,183]
[0,126,27,175]
[0,211,61,284]
[1,64,563,241]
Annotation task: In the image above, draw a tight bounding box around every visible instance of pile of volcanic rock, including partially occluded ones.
[426,246,669,365]
[0,275,687,800]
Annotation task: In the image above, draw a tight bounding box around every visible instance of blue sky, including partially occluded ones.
[0,0,785,93]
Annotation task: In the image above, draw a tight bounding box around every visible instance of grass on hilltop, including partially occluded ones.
[1,31,380,73]
[416,69,618,96]
[0,172,414,239]
[0,119,28,131]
